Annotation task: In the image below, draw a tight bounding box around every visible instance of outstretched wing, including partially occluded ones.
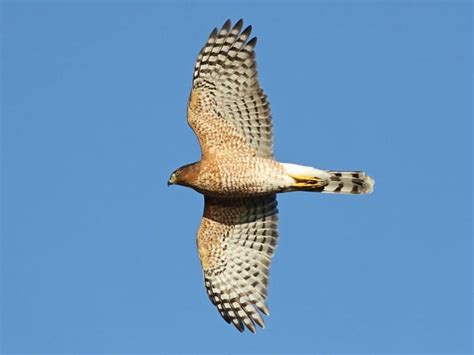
[187,19,274,159]
[197,195,278,332]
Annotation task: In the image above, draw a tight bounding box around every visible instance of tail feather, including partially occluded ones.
[281,163,374,195]
[323,171,374,194]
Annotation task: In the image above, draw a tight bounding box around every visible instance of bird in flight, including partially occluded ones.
[168,19,374,333]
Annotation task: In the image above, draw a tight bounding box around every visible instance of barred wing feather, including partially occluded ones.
[196,195,278,332]
[188,19,274,159]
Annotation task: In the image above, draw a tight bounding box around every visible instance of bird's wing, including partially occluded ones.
[187,19,274,159]
[197,195,278,332]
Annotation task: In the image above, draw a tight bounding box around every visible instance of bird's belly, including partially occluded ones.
[196,158,292,197]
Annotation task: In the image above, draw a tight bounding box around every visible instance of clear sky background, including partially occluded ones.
[2,1,472,354]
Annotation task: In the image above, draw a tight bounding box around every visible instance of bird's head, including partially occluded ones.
[168,162,200,187]
[167,171,178,186]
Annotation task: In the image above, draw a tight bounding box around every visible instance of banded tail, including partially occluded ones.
[282,163,374,195]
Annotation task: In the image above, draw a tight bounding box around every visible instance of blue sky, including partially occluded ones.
[2,1,472,354]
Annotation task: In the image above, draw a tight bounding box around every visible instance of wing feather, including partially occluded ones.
[188,19,274,159]
[196,195,278,332]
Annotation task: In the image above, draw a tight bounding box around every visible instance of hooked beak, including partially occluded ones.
[167,174,177,186]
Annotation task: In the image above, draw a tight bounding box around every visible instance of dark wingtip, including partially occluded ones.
[234,321,245,333]
[258,303,270,316]
[209,27,218,39]
[247,36,257,48]
[233,18,244,33]
[247,324,257,334]
[253,315,265,329]
[242,25,252,38]
[222,19,231,31]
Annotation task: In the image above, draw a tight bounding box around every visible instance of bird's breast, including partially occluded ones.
[193,157,289,197]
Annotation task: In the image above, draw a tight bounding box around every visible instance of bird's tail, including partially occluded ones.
[282,163,374,194]
[322,171,374,194]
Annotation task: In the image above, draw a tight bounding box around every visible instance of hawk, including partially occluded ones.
[168,19,374,333]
